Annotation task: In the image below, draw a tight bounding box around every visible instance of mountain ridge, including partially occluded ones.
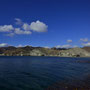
[0,46,90,57]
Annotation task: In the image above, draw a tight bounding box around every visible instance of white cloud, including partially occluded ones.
[61,45,72,48]
[22,23,30,30]
[30,20,48,32]
[82,42,90,47]
[17,44,23,47]
[55,44,78,48]
[15,28,32,35]
[55,45,61,48]
[23,20,48,32]
[0,19,48,36]
[56,45,72,48]
[0,25,14,32]
[67,39,72,43]
[0,43,9,47]
[80,38,88,42]
[15,18,23,25]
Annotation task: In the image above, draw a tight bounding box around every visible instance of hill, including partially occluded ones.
[82,47,90,52]
[0,46,90,57]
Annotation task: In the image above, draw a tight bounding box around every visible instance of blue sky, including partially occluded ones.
[0,0,90,48]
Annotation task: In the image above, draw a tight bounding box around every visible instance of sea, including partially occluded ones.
[0,56,90,90]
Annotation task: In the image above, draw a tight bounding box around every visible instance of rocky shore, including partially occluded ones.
[0,46,90,57]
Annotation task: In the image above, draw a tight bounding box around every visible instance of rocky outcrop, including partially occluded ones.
[29,49,45,56]
[82,47,90,53]
[58,48,90,57]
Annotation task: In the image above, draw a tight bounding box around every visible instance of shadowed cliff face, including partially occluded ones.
[0,46,90,57]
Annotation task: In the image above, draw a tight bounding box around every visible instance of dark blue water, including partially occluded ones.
[0,56,90,90]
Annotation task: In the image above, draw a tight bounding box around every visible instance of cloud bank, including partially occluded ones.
[0,18,48,36]
[0,25,14,32]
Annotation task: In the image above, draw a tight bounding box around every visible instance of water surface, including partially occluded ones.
[0,56,90,90]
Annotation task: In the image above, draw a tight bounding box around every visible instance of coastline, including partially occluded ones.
[0,46,90,57]
[0,55,90,58]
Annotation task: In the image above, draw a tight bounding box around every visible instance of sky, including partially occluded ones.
[0,0,90,48]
